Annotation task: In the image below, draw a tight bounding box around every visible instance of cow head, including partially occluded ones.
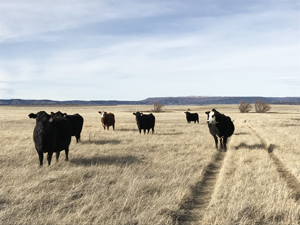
[205,109,219,124]
[99,111,107,117]
[133,112,143,117]
[51,111,67,119]
[28,111,53,123]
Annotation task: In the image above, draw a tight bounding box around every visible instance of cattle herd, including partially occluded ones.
[28,109,234,166]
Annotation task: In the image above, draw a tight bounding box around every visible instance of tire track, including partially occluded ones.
[175,150,226,224]
[246,121,300,201]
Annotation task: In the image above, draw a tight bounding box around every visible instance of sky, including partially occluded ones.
[0,0,299,101]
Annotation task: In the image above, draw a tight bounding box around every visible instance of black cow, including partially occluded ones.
[205,109,234,151]
[28,111,71,166]
[184,112,199,123]
[133,112,155,134]
[52,111,84,142]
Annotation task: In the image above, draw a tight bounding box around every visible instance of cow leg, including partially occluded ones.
[223,137,228,152]
[213,135,218,150]
[107,126,109,130]
[38,151,43,166]
[139,128,142,134]
[220,137,224,150]
[65,148,69,161]
[113,124,115,130]
[147,129,150,134]
[47,152,53,166]
[143,129,146,134]
[152,127,154,134]
[76,134,80,142]
[56,151,60,162]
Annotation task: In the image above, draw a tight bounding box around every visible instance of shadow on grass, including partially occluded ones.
[234,132,249,136]
[117,128,138,132]
[234,142,266,150]
[156,132,183,136]
[80,139,121,145]
[70,155,141,166]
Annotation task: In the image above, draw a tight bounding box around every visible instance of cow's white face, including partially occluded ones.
[101,112,106,118]
[207,111,218,124]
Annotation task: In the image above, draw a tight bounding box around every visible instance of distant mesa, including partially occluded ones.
[0,97,299,106]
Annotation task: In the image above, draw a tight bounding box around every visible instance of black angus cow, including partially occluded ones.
[52,111,84,142]
[184,112,199,123]
[205,109,234,151]
[133,112,155,134]
[29,111,71,166]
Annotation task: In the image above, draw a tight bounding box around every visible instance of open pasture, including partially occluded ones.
[0,105,299,224]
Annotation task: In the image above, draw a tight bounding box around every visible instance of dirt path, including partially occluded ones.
[176,120,300,224]
[177,150,226,224]
[246,122,300,201]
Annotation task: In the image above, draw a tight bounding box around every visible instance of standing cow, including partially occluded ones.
[98,111,115,130]
[205,109,234,151]
[184,112,199,123]
[133,112,155,134]
[28,111,71,166]
[52,111,84,142]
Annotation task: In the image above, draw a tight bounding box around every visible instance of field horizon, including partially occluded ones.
[0,104,299,224]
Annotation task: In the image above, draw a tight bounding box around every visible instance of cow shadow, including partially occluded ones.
[118,128,138,132]
[80,139,121,145]
[70,155,141,167]
[234,132,249,136]
[156,132,183,136]
[234,142,266,150]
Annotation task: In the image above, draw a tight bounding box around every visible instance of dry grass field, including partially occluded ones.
[0,104,299,225]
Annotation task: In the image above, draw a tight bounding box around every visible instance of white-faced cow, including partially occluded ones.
[52,111,84,142]
[133,112,155,134]
[184,112,199,123]
[28,111,71,166]
[98,111,115,130]
[205,109,234,151]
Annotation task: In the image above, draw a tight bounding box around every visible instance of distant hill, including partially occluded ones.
[0,96,299,106]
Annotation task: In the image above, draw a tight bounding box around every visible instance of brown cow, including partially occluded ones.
[98,111,115,130]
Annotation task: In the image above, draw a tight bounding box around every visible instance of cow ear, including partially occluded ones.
[133,113,136,115]
[98,111,101,114]
[205,111,210,115]
[28,113,37,119]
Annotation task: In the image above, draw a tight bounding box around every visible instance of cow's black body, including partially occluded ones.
[133,112,155,134]
[184,112,199,123]
[29,111,71,166]
[52,111,84,142]
[205,109,234,151]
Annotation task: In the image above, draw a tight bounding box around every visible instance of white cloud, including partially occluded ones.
[0,0,299,100]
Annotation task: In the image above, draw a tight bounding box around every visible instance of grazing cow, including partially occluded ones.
[28,111,71,166]
[133,112,155,134]
[52,111,84,142]
[98,111,115,130]
[205,109,234,151]
[184,112,199,123]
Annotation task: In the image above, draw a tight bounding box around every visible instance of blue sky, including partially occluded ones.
[0,0,299,101]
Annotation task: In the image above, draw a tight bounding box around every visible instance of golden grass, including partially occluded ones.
[0,104,299,224]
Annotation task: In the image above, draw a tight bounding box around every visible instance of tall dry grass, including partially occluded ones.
[0,105,299,224]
